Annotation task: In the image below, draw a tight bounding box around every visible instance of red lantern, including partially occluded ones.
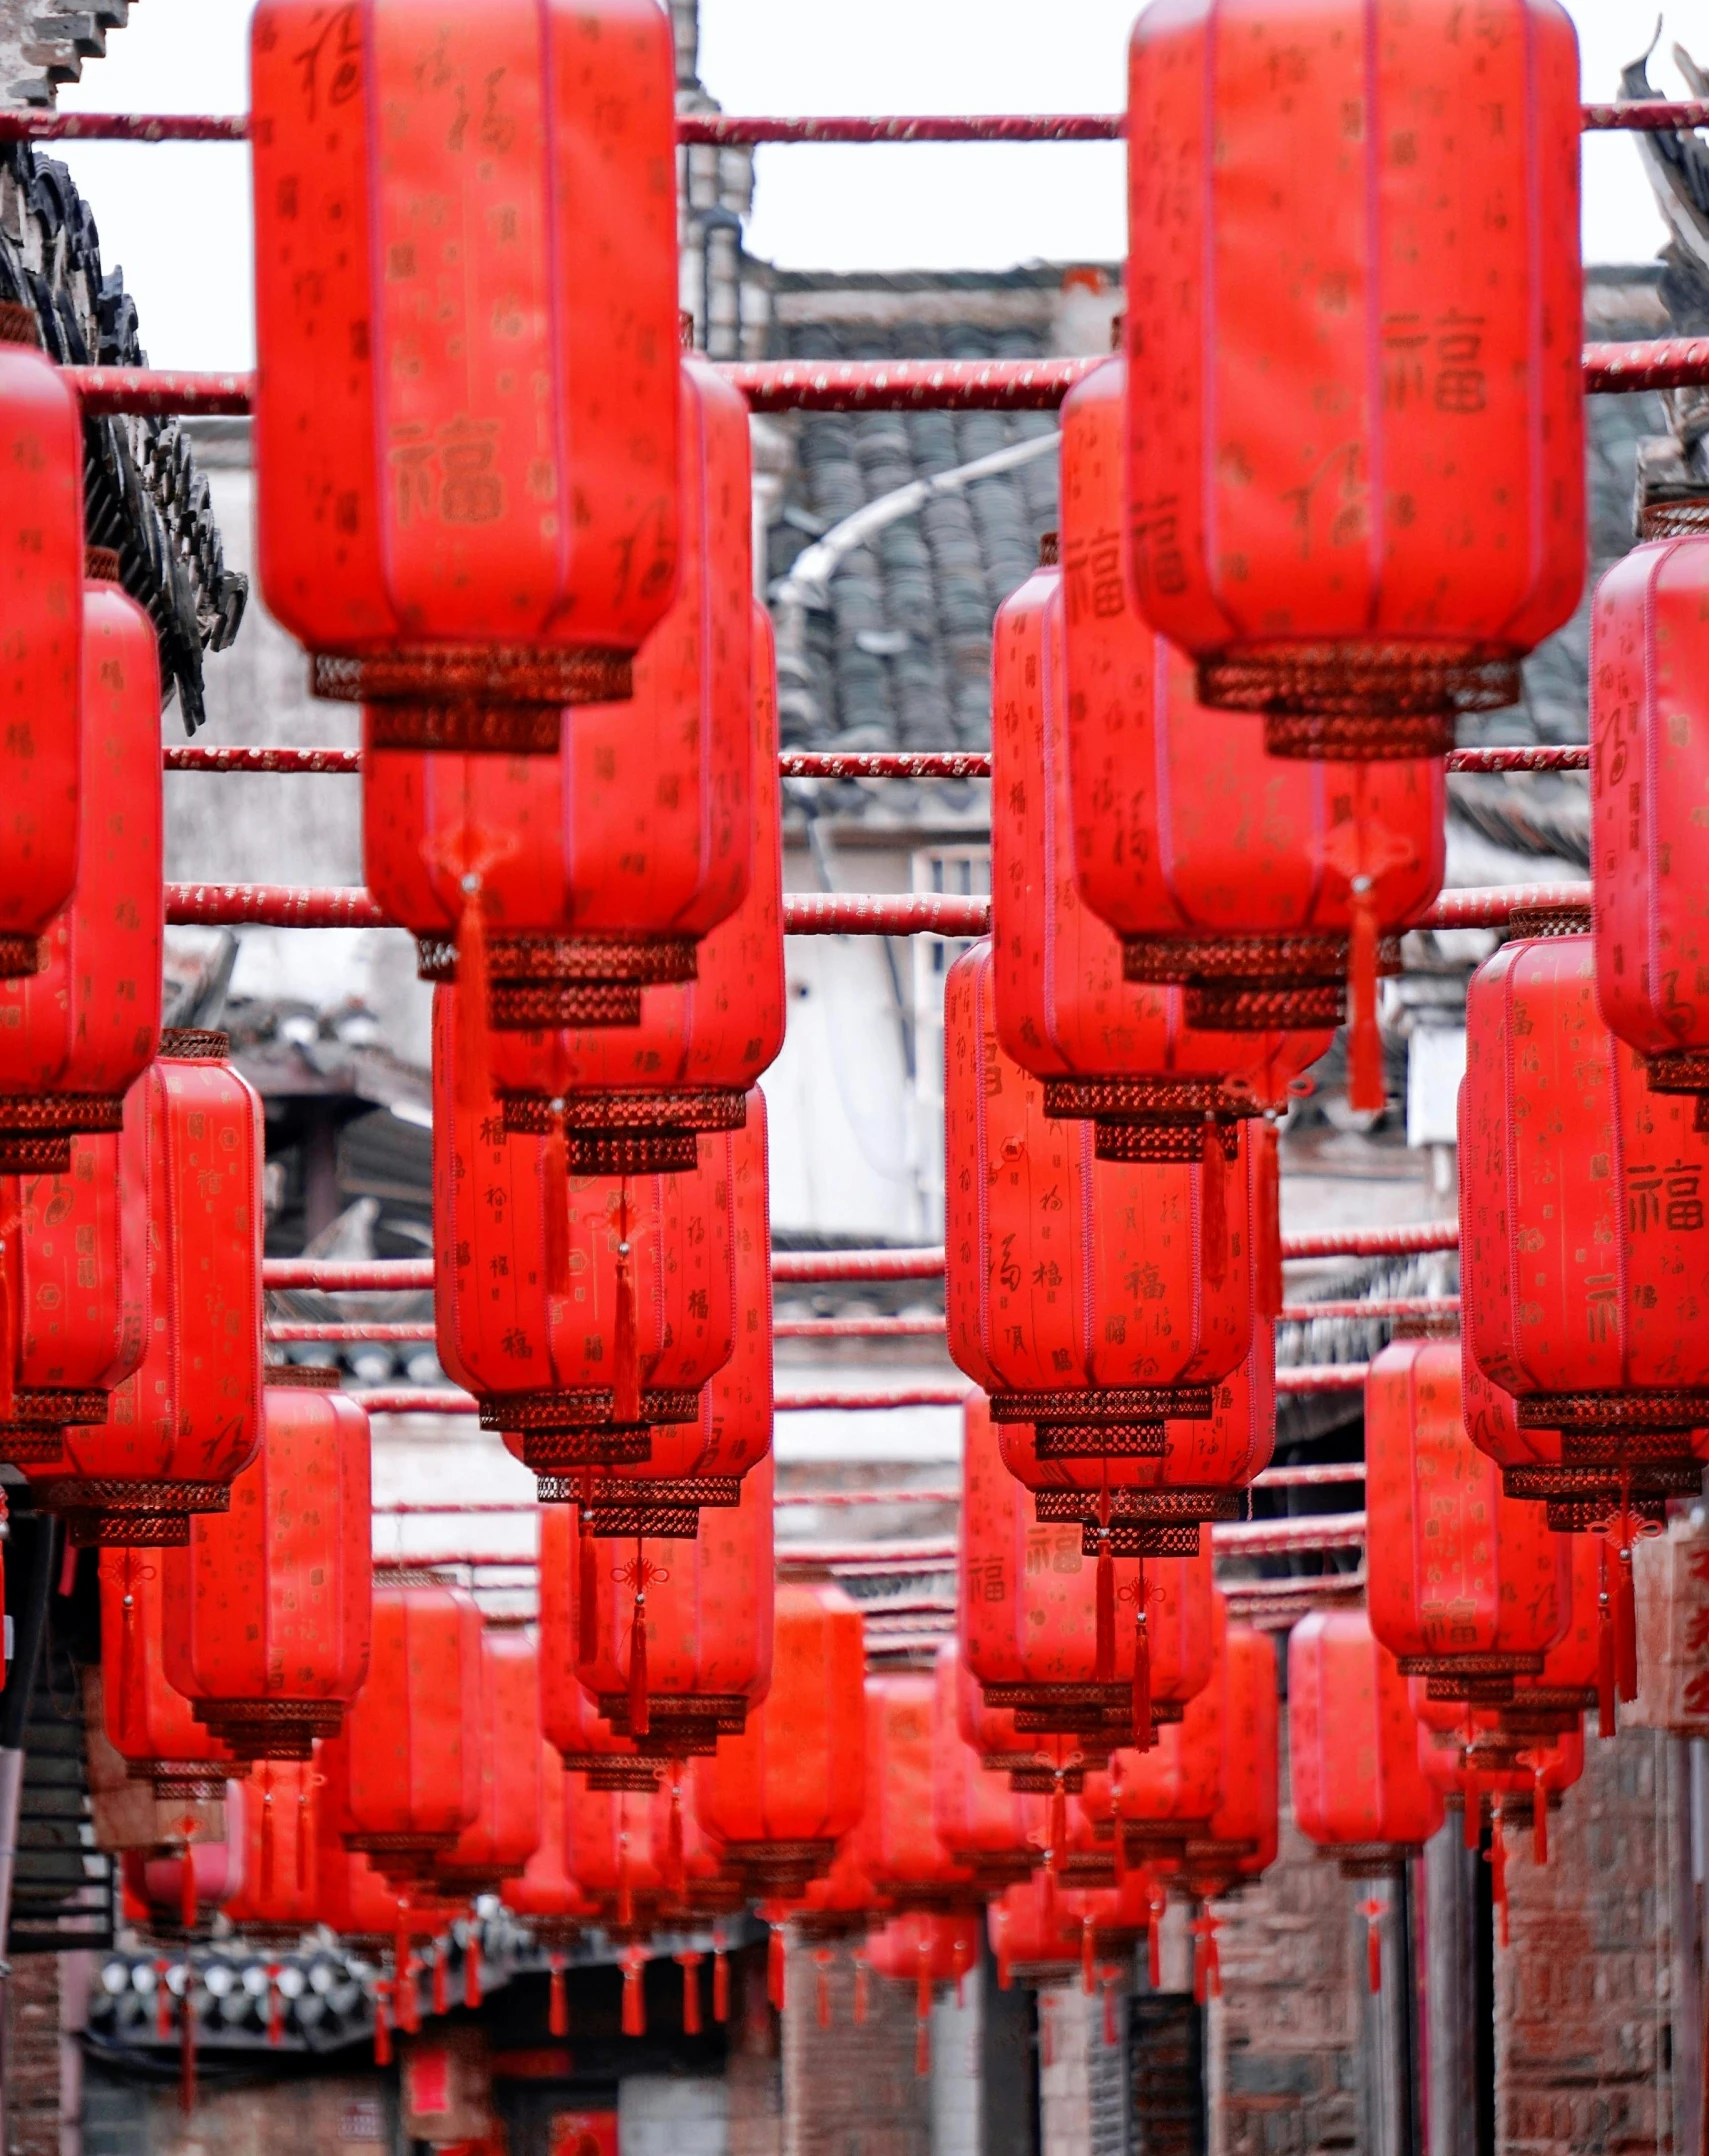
[945,940,1252,1467]
[435,1624,542,1894]
[330,1572,483,1884]
[564,1773,734,1935]
[0,571,163,1166]
[1416,1700,1585,1862]
[363,355,753,1021]
[37,1038,263,1545]
[576,1455,774,1756]
[250,0,681,750]
[0,322,83,975]
[952,1642,1106,1797]
[929,1644,1044,1894]
[125,1830,246,1929]
[1178,1621,1280,1899]
[312,1743,411,1943]
[100,1547,237,1801]
[161,1371,371,1758]
[1061,359,1445,1106]
[223,1759,321,1932]
[1366,1332,1569,1702]
[433,982,735,1475]
[1461,933,1709,1523]
[991,531,1329,1158]
[1591,538,1709,1113]
[1123,0,1583,756]
[1288,1610,1444,1870]
[584,1089,772,1533]
[501,1744,595,1938]
[695,1581,865,1896]
[1000,1321,1276,1549]
[489,609,784,1168]
[847,1674,974,1912]
[960,1389,1214,1745]
[987,1872,1092,1988]
[538,1502,663,1792]
[786,1839,887,1943]
[0,1115,150,1467]
[1501,1535,1602,1742]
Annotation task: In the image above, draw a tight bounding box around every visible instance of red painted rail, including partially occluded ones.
[8,103,1706,146]
[771,1247,947,1283]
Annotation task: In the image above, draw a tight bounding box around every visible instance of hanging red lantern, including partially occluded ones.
[1061,360,1445,1105]
[125,1828,246,1930]
[581,1090,772,1535]
[1499,1536,1602,1743]
[577,1455,774,1756]
[433,982,735,1475]
[1366,1331,1570,1703]
[952,1643,1107,1798]
[160,1370,371,1759]
[488,605,785,1170]
[329,1571,483,1885]
[35,1038,263,1545]
[1001,1323,1276,1551]
[223,1759,321,1933]
[1461,933,1709,1524]
[945,940,1252,1470]
[992,530,1329,1158]
[0,568,163,1167]
[538,1503,664,1792]
[1416,1699,1585,1865]
[0,319,84,978]
[100,1548,238,1802]
[695,1580,865,1897]
[847,1673,975,1913]
[312,1742,411,1945]
[250,0,681,752]
[1288,1610,1444,1872]
[1175,1621,1280,1901]
[987,1871,1093,1989]
[1591,538,1709,1113]
[564,1771,735,1935]
[960,1389,1214,1746]
[0,1113,151,1468]
[867,1909,980,2067]
[785,1838,888,1946]
[929,1643,1044,1895]
[1123,0,1583,757]
[435,1623,543,1895]
[501,1744,596,1939]
[363,353,753,1022]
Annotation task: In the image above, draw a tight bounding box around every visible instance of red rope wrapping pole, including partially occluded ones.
[166,746,362,774]
[771,1247,947,1283]
[5,103,1707,145]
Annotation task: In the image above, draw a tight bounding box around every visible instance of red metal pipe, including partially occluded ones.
[268,1322,435,1343]
[1419,882,1586,930]
[352,1372,1364,1412]
[1275,1364,1368,1393]
[0,112,251,141]
[167,882,385,929]
[1281,1223,1456,1261]
[772,1247,947,1283]
[263,1258,434,1292]
[1280,1296,1458,1323]
[781,893,990,938]
[1212,1513,1365,1556]
[781,751,992,780]
[166,746,362,774]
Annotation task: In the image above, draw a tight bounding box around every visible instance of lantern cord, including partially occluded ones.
[1489,1807,1510,1949]
[1080,1915,1096,1997]
[1102,1972,1119,2049]
[1252,1120,1283,1322]
[767,1924,786,2013]
[1359,1898,1383,1994]
[548,1952,569,2038]
[667,1767,686,1891]
[1048,1775,1067,1877]
[914,1943,933,2077]
[679,1951,704,2036]
[1147,1884,1166,1991]
[628,1541,650,1739]
[813,1947,832,2030]
[621,1947,647,2038]
[853,1947,871,2022]
[1614,1519,1639,1703]
[712,1933,731,2023]
[179,1977,197,2117]
[455,872,492,1113]
[1200,1118,1228,1285]
[464,1932,482,2010]
[297,1780,318,1899]
[119,1551,141,1746]
[1132,1582,1152,1751]
[373,1978,392,2067]
[1597,1539,1618,1739]
[612,1189,641,1426]
[952,1932,969,2011]
[617,1804,634,1931]
[993,1908,1013,1992]
[1346,876,1385,1115]
[178,1816,199,1933]
[1093,1518,1115,1683]
[258,1769,275,1903]
[1190,1911,1221,2004]
[578,1493,600,1662]
[153,1957,172,2042]
[1533,1768,1549,1867]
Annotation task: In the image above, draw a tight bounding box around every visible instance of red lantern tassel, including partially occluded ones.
[154,1959,172,2042]
[1132,1593,1152,1751]
[713,1939,730,2024]
[814,1949,832,2031]
[1252,1119,1282,1322]
[854,1950,871,2021]
[1533,1770,1549,1867]
[373,1980,392,2067]
[993,1910,1012,1993]
[666,1770,685,1893]
[296,1785,312,1894]
[464,1933,482,2010]
[179,1825,198,1933]
[767,1925,786,2013]
[1081,1916,1096,1997]
[1490,1812,1509,1950]
[915,1940,934,2069]
[612,1190,641,1426]
[1204,1924,1221,2003]
[397,1947,420,2035]
[1615,1539,1639,1703]
[578,1496,600,1663]
[952,1933,969,2011]
[548,1953,569,2038]
[432,1943,449,2018]
[258,1771,276,1904]
[1200,1118,1228,1284]
[266,1963,284,2047]
[621,1948,646,2038]
[1048,1776,1067,1876]
[1102,1976,1119,2050]
[1346,876,1384,1114]
[180,1982,197,2117]
[915,2005,931,2078]
[679,1953,703,2036]
[628,1543,650,1740]
[1361,1901,1382,1995]
[1597,1539,1618,1739]
[457,875,492,1111]
[1147,1887,1164,1991]
[1094,1528,1115,1684]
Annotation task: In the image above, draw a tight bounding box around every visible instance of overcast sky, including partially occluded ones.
[53,0,1684,372]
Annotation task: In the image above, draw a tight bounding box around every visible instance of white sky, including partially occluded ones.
[53,0,1687,372]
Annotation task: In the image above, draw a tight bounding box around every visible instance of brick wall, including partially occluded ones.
[781,1937,930,2156]
[1038,1985,1092,2156]
[5,1954,63,2156]
[1496,1726,1690,2156]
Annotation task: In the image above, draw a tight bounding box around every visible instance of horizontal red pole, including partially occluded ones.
[775,1315,947,1338]
[349,1384,970,1416]
[263,1257,434,1291]
[269,1322,435,1343]
[1419,881,1587,930]
[1253,1462,1365,1488]
[772,1246,946,1282]
[73,345,1709,419]
[1281,1295,1458,1323]
[1275,1363,1368,1393]
[169,743,1588,782]
[778,1538,957,1567]
[1212,1512,1365,1555]
[167,882,384,928]
[1281,1223,1456,1261]
[9,104,1705,147]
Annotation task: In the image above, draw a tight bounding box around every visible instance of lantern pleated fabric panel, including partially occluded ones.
[1123,0,1584,755]
[434,1624,543,1895]
[1289,1610,1444,1870]
[250,0,681,747]
[99,1547,236,1802]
